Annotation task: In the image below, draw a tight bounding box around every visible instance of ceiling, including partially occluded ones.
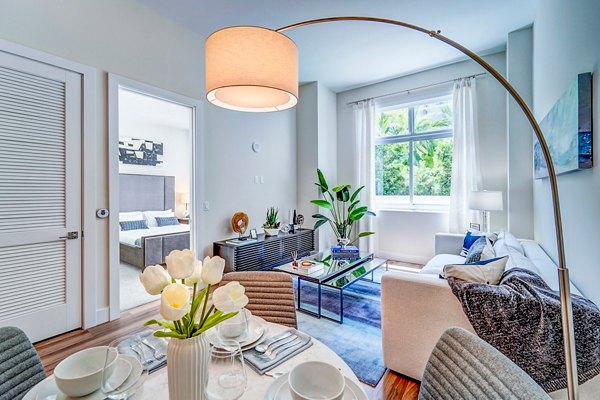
[139,0,537,92]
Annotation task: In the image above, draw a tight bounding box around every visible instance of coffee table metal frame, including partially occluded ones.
[274,253,388,324]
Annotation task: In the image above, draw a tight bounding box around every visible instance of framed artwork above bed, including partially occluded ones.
[119,136,164,167]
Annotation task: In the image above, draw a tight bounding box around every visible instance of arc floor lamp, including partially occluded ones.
[204,17,579,399]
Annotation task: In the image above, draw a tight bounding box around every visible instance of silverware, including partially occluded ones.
[131,344,150,366]
[255,330,293,353]
[265,371,287,379]
[263,338,302,360]
[263,334,298,357]
[142,338,166,359]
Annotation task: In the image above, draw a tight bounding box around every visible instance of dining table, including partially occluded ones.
[26,320,363,400]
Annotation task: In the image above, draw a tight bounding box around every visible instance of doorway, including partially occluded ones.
[108,75,203,319]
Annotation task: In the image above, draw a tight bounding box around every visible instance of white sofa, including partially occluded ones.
[381,232,599,399]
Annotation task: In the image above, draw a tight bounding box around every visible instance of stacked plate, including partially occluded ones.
[206,315,268,351]
[264,373,368,400]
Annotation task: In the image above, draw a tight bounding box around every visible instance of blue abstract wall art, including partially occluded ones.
[534,72,592,179]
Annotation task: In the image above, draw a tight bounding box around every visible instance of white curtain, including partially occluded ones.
[449,78,481,233]
[353,99,378,253]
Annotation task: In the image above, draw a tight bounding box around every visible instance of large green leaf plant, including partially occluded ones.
[310,169,376,246]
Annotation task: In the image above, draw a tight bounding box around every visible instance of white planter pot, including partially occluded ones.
[264,228,280,236]
[167,333,210,400]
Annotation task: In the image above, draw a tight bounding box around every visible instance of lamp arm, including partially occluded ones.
[277,16,578,399]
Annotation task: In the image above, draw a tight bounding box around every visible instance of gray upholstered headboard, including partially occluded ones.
[119,174,175,212]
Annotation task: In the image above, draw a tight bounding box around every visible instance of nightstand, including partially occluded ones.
[178,218,190,224]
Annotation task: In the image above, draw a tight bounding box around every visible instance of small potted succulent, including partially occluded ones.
[262,206,281,236]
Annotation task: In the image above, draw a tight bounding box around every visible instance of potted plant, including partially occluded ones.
[311,169,376,248]
[139,250,248,400]
[262,206,281,236]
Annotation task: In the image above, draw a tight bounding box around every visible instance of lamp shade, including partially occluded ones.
[205,26,298,112]
[468,191,503,211]
[179,192,190,204]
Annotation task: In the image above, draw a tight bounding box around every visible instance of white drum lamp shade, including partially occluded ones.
[205,26,298,112]
[179,192,190,204]
[468,190,503,211]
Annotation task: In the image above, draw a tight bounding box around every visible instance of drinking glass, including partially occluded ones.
[101,335,149,399]
[218,308,250,341]
[206,340,247,400]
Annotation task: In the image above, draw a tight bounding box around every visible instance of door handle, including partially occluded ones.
[59,231,79,240]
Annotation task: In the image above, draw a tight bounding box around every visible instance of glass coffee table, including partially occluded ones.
[274,251,388,323]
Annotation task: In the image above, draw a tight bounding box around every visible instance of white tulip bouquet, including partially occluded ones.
[139,249,249,339]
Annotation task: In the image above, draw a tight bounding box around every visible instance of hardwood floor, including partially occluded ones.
[34,301,420,399]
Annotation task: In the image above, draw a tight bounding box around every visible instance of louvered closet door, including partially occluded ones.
[0,51,82,342]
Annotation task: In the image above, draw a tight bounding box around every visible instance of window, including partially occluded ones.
[375,96,453,209]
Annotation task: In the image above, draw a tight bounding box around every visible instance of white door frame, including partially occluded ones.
[0,38,98,329]
[108,74,204,320]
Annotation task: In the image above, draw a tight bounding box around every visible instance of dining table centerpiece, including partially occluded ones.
[139,250,249,400]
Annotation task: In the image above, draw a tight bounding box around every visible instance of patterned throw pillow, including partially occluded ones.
[460,231,485,256]
[119,219,149,231]
[443,256,509,285]
[465,236,487,263]
[155,216,180,227]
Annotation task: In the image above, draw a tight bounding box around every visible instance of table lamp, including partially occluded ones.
[468,190,503,232]
[179,192,190,218]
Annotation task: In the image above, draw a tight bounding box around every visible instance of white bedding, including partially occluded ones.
[119,224,190,247]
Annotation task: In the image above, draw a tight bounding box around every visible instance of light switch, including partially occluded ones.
[260,176,265,184]
[203,201,210,211]
[254,175,260,184]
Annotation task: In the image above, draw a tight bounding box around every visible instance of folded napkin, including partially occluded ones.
[243,329,312,374]
[118,329,168,373]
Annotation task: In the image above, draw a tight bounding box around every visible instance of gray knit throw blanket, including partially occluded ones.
[448,268,600,392]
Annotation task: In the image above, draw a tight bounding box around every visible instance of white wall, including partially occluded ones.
[506,27,534,239]
[203,105,297,254]
[296,82,338,250]
[533,0,600,306]
[0,0,297,324]
[337,53,509,262]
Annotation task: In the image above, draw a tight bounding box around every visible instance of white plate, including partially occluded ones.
[24,356,133,400]
[264,373,368,400]
[207,316,266,347]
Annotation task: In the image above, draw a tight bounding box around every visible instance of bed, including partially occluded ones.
[119,174,190,270]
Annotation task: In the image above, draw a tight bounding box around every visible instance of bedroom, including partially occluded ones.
[117,87,193,311]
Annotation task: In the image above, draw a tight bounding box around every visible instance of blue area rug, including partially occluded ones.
[296,270,385,386]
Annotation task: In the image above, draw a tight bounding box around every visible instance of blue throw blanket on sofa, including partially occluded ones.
[448,268,600,392]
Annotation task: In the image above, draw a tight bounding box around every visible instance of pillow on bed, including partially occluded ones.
[143,209,174,228]
[120,219,149,231]
[119,211,144,222]
[156,216,180,227]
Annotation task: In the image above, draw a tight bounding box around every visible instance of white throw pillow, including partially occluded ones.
[119,211,144,222]
[143,209,174,228]
[443,256,509,285]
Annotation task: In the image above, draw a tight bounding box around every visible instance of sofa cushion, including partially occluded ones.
[494,231,525,255]
[421,254,466,276]
[442,256,509,285]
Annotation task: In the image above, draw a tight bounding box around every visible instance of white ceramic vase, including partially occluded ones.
[167,333,210,400]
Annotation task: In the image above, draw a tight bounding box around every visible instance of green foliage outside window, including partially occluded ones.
[375,99,453,200]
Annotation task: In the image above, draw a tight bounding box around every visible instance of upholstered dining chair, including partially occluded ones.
[419,327,550,400]
[220,271,297,328]
[0,326,46,400]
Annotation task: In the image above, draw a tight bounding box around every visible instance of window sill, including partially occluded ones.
[376,207,449,214]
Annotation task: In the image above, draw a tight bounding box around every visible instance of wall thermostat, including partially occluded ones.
[96,208,110,219]
[252,141,261,153]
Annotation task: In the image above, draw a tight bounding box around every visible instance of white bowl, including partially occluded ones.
[264,228,280,236]
[288,361,345,400]
[54,346,118,397]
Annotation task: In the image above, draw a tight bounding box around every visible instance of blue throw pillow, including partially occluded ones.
[465,236,487,263]
[460,231,485,256]
[155,216,180,227]
[120,219,149,231]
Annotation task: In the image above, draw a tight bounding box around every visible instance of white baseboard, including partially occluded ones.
[95,307,110,325]
[377,250,430,265]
